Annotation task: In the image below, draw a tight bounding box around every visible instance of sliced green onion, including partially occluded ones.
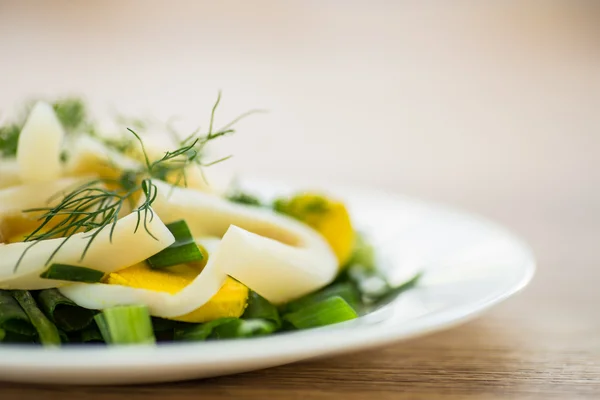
[212,319,276,339]
[1,331,34,343]
[151,317,180,332]
[346,264,388,298]
[346,233,376,270]
[242,291,281,328]
[94,305,155,345]
[0,290,36,336]
[369,272,423,305]
[12,290,61,346]
[58,329,70,344]
[174,317,276,341]
[282,282,361,313]
[174,318,237,341]
[146,220,203,268]
[151,317,181,341]
[227,191,263,207]
[79,326,105,343]
[39,264,104,283]
[37,289,96,332]
[283,296,358,329]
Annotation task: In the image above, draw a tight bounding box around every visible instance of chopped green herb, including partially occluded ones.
[94,305,155,345]
[1,331,34,343]
[174,317,276,341]
[227,192,263,206]
[273,194,330,221]
[0,290,36,336]
[174,318,237,341]
[242,291,281,328]
[369,272,423,306]
[146,220,204,268]
[79,326,105,343]
[37,289,96,332]
[52,97,87,131]
[283,296,357,329]
[0,124,20,157]
[282,282,361,314]
[346,233,376,270]
[211,318,276,339]
[12,290,61,346]
[39,264,105,283]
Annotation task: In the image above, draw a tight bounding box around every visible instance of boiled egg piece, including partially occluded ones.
[274,193,356,268]
[104,239,249,323]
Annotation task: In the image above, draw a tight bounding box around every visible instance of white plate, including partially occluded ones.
[0,182,535,385]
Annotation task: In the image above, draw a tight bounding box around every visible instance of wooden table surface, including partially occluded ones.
[1,1,599,399]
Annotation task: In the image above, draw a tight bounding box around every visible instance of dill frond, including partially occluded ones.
[13,92,262,271]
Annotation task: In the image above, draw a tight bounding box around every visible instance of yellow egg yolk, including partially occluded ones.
[274,193,355,268]
[105,252,249,323]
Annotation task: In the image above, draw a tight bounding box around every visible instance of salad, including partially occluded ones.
[0,96,420,346]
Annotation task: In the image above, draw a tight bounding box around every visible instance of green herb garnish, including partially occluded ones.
[39,264,105,283]
[0,290,36,337]
[94,305,155,345]
[0,124,20,157]
[242,291,281,328]
[282,296,358,329]
[12,290,61,346]
[37,289,97,332]
[52,97,88,132]
[146,220,203,268]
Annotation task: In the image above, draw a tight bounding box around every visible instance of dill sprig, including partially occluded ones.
[130,91,264,187]
[13,92,262,271]
[14,177,157,272]
[155,91,265,186]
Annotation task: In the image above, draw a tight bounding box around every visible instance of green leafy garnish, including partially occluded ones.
[174,317,276,341]
[12,290,61,346]
[282,282,361,314]
[15,177,158,271]
[0,290,36,337]
[52,97,88,131]
[146,220,203,268]
[282,296,358,329]
[227,191,263,207]
[273,195,330,219]
[39,264,105,283]
[0,124,20,157]
[94,305,155,345]
[37,289,97,332]
[79,326,105,343]
[13,93,259,271]
[242,291,281,328]
[0,97,90,157]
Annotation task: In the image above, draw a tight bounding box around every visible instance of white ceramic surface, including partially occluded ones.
[0,182,535,385]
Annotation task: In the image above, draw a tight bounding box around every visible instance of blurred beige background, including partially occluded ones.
[0,1,598,229]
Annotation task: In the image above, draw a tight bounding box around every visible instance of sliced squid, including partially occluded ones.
[0,210,174,290]
[64,135,142,180]
[60,180,338,318]
[0,177,84,217]
[0,159,21,189]
[16,101,65,183]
